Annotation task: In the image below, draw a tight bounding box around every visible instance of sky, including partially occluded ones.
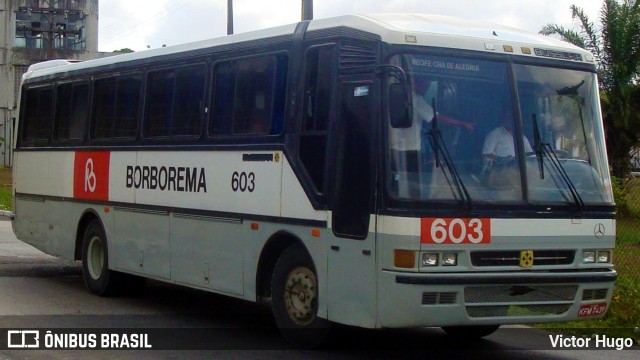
[97,0,604,52]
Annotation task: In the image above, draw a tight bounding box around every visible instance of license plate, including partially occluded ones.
[578,302,607,317]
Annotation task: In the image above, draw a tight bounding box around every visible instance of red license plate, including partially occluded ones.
[578,302,607,317]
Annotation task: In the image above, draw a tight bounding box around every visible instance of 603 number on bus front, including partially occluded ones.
[231,171,255,192]
[420,218,491,244]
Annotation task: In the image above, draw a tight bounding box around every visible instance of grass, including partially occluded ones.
[626,177,640,218]
[0,167,11,211]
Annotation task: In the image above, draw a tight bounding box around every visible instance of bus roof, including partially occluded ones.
[24,13,593,81]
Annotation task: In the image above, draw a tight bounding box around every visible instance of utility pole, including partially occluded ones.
[226,1,312,35]
[301,0,313,21]
[227,0,234,35]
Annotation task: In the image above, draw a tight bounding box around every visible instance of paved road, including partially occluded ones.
[0,219,637,359]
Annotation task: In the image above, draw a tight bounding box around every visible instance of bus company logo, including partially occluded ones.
[74,152,110,201]
[519,250,534,268]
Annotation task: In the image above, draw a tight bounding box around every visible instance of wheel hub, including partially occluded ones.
[284,266,317,326]
[87,236,104,280]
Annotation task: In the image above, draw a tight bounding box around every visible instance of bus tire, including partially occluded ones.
[441,325,500,339]
[271,244,330,348]
[81,220,120,296]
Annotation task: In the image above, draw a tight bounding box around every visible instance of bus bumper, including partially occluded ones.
[377,269,616,328]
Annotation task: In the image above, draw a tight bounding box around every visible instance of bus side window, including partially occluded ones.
[173,65,206,137]
[145,64,206,138]
[114,76,141,138]
[70,84,89,140]
[55,82,89,142]
[211,61,236,136]
[93,78,116,139]
[22,87,53,144]
[93,75,140,139]
[233,57,274,135]
[299,45,335,194]
[210,55,287,138]
[145,69,175,138]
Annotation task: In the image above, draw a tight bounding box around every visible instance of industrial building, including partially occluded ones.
[1,0,101,166]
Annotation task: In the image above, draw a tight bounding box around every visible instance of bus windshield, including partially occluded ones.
[387,53,614,206]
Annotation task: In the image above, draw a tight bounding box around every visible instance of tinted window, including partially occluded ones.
[210,55,288,137]
[300,45,335,194]
[332,81,374,239]
[93,76,140,139]
[145,70,175,137]
[22,87,53,143]
[93,78,116,138]
[144,65,206,138]
[55,82,88,141]
[211,62,235,135]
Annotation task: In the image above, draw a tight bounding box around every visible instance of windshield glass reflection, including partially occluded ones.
[388,54,524,203]
[515,64,613,204]
[387,54,613,206]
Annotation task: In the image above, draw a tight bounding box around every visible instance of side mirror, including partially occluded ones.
[389,83,412,128]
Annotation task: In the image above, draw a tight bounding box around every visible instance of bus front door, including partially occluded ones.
[328,79,377,328]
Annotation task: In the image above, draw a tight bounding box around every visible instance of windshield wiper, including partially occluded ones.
[532,113,545,179]
[531,113,585,211]
[541,143,586,211]
[428,99,472,208]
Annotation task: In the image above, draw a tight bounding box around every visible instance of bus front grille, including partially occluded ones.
[422,292,457,305]
[466,304,572,318]
[582,288,608,301]
[463,284,577,318]
[470,250,575,267]
[465,285,578,303]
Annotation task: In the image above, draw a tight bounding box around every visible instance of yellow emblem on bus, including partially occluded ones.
[520,250,534,268]
[274,153,280,163]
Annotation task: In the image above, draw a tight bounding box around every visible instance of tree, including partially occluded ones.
[540,0,640,177]
[113,48,135,53]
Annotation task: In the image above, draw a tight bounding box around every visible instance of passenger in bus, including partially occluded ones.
[390,80,475,166]
[389,78,474,197]
[480,110,532,185]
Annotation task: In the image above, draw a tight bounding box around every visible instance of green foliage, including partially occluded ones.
[612,176,630,216]
[113,48,135,53]
[0,188,10,211]
[607,275,640,327]
[540,1,640,178]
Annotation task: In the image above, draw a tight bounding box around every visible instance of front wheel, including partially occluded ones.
[271,244,330,348]
[81,220,120,296]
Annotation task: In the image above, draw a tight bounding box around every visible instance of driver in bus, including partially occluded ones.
[481,110,532,185]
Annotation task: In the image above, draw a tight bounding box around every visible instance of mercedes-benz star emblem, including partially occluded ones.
[594,223,605,238]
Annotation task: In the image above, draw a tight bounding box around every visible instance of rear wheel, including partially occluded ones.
[82,220,120,296]
[441,325,500,339]
[271,244,330,348]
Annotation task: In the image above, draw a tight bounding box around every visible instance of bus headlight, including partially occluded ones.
[583,251,596,264]
[421,253,438,267]
[583,250,612,264]
[442,253,458,266]
[597,251,611,263]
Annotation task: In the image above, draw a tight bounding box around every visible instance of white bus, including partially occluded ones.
[12,13,616,346]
